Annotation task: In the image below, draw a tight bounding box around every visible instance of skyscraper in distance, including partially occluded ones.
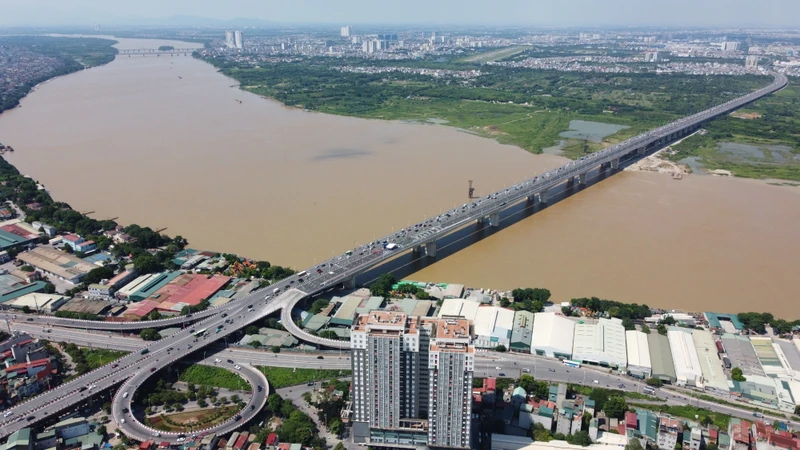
[341,25,352,37]
[225,31,235,49]
[234,30,244,49]
[350,311,474,449]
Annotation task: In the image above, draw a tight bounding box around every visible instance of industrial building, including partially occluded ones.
[668,328,703,387]
[350,311,474,449]
[15,247,96,284]
[4,293,67,313]
[570,318,627,369]
[691,329,729,392]
[626,330,652,378]
[648,333,677,383]
[438,298,480,322]
[510,311,534,352]
[472,305,514,349]
[531,312,574,359]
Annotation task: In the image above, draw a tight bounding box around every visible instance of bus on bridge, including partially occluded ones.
[563,360,581,368]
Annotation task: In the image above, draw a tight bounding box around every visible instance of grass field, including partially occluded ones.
[83,349,128,369]
[628,402,732,429]
[459,46,531,63]
[178,365,249,390]
[258,367,351,389]
[144,406,239,432]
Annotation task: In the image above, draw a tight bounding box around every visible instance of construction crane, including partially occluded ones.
[468,180,475,199]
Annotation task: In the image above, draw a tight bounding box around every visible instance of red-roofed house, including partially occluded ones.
[233,434,248,450]
[123,300,160,319]
[769,433,796,450]
[149,274,231,306]
[277,444,290,450]
[266,434,279,447]
[75,240,97,253]
[139,441,154,450]
[625,411,638,429]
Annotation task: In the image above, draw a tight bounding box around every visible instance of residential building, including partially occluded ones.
[341,26,352,37]
[658,416,682,450]
[350,312,474,449]
[688,427,704,450]
[626,330,652,379]
[571,318,627,369]
[745,55,760,69]
[0,428,31,450]
[61,234,85,252]
[722,41,741,52]
[234,31,244,49]
[531,312,574,359]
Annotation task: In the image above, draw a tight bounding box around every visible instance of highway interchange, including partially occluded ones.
[0,72,789,443]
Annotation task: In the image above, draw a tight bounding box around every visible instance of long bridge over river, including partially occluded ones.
[0,72,787,443]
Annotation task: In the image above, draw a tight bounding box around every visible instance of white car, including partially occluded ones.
[234,365,241,370]
[3,411,13,418]
[495,367,501,370]
[214,358,221,363]
[121,419,126,424]
[122,392,128,398]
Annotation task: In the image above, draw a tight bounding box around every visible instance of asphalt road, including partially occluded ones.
[0,72,787,439]
[14,325,793,431]
[111,363,268,444]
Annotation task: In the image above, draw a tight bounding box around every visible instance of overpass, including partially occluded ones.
[0,72,787,440]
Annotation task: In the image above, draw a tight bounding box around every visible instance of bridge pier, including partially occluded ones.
[537,190,549,204]
[579,172,587,185]
[425,241,437,257]
[611,158,620,170]
[489,212,500,227]
[637,147,646,156]
[343,276,357,290]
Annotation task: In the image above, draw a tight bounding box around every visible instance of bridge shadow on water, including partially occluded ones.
[315,152,644,300]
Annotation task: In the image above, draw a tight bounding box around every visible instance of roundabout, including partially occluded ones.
[112,362,268,444]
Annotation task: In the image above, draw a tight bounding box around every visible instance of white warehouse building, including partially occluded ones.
[472,305,515,349]
[668,328,703,387]
[626,330,652,378]
[571,317,628,369]
[531,312,575,359]
[438,298,480,322]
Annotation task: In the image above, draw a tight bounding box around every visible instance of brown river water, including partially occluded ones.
[1,37,798,315]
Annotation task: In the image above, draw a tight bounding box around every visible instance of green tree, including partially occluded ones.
[645,377,663,387]
[532,422,551,442]
[133,254,164,274]
[271,346,281,353]
[245,325,259,335]
[566,431,592,447]
[249,341,262,348]
[333,443,345,450]
[21,305,31,314]
[625,439,644,450]
[622,318,635,331]
[641,324,651,334]
[84,266,115,285]
[370,273,396,297]
[494,344,507,352]
[603,396,628,420]
[500,298,510,307]
[309,298,330,314]
[731,367,746,382]
[268,393,284,413]
[140,328,161,341]
[657,324,668,335]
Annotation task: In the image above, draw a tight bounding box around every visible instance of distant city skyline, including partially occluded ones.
[1,0,800,27]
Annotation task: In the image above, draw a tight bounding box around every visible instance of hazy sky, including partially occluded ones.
[2,0,799,27]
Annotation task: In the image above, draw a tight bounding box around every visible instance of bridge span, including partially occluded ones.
[0,72,786,440]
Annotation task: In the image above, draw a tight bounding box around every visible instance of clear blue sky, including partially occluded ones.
[1,0,798,27]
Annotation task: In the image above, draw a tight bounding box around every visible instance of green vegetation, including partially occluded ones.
[666,82,800,181]
[139,328,162,341]
[0,36,118,113]
[570,297,651,320]
[628,402,732,429]
[736,311,800,335]
[61,343,127,375]
[645,377,663,387]
[258,367,350,389]
[731,367,747,382]
[145,406,239,432]
[304,379,349,436]
[178,365,249,390]
[509,287,551,312]
[260,393,327,449]
[204,55,768,158]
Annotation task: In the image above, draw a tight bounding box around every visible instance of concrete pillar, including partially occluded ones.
[489,212,500,227]
[425,241,437,258]
[579,173,587,185]
[538,190,549,204]
[412,245,423,254]
[611,158,620,170]
[343,276,357,290]
[527,195,535,202]
[637,147,646,156]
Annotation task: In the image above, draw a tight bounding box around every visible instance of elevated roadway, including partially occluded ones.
[112,363,267,444]
[0,72,787,440]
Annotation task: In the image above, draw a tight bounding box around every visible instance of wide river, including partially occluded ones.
[1,37,799,315]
